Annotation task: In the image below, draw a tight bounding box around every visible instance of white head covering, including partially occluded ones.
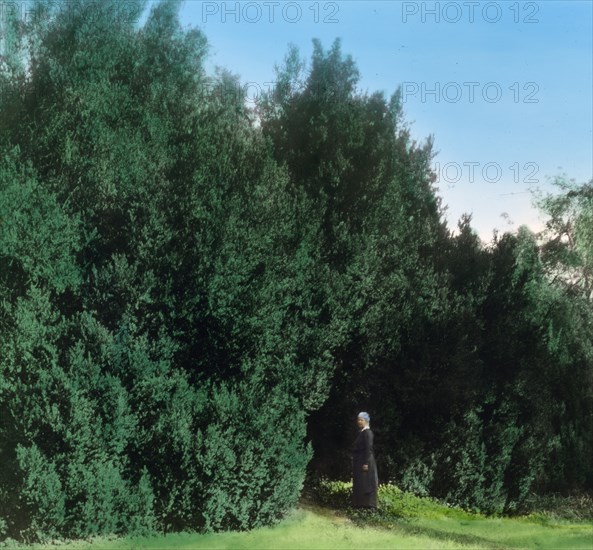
[358,411,370,425]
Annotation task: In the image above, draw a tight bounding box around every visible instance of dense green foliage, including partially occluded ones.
[307,212,593,513]
[0,0,333,540]
[0,0,591,543]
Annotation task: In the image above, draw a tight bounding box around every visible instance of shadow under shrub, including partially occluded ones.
[518,493,593,522]
[304,477,352,510]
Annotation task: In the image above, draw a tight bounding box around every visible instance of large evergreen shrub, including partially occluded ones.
[0,0,336,540]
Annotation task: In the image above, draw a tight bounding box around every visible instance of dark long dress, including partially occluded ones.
[352,428,378,507]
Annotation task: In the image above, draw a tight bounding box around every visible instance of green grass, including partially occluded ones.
[350,483,593,550]
[362,511,593,550]
[10,484,593,549]
[11,508,498,550]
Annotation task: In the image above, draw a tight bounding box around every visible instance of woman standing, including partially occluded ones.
[352,411,378,508]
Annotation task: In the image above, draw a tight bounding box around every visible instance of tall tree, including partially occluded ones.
[258,40,455,483]
[534,177,593,300]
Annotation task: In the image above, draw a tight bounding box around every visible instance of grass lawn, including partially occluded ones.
[9,508,502,550]
[344,484,593,550]
[18,499,593,550]
[374,513,593,549]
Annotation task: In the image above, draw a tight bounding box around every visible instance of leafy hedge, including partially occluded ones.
[0,1,334,541]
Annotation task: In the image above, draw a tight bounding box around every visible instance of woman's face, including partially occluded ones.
[357,416,367,430]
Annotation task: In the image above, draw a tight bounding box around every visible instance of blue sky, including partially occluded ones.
[169,0,592,240]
